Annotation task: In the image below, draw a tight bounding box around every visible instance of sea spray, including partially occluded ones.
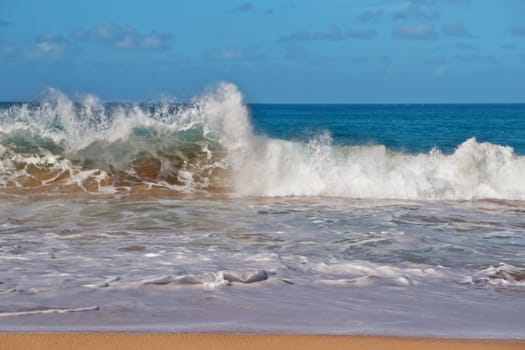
[1,83,525,199]
[233,136,525,199]
[0,83,249,193]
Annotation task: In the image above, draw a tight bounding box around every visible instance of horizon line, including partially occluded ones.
[1,100,524,105]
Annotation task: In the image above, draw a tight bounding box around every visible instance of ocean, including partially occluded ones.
[0,83,524,337]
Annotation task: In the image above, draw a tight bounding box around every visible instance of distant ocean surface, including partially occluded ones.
[1,83,524,337]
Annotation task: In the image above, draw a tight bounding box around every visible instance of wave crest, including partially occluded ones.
[234,135,525,200]
[2,83,525,200]
[0,83,248,195]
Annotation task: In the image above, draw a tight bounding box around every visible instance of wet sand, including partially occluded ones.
[1,334,524,350]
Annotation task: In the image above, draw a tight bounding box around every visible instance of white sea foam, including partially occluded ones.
[469,263,525,286]
[232,135,525,199]
[2,83,525,199]
[205,85,525,200]
[290,259,448,287]
[99,270,271,290]
[0,306,99,317]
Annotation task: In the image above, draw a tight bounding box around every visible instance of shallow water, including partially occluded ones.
[1,196,524,337]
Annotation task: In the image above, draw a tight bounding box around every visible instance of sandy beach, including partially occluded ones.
[1,334,524,350]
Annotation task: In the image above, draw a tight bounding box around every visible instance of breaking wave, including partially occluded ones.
[1,82,525,200]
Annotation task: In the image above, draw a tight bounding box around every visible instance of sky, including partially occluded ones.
[0,0,524,103]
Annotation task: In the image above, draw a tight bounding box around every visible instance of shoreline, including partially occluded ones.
[1,334,524,350]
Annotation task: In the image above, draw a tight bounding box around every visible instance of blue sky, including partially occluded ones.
[0,0,524,102]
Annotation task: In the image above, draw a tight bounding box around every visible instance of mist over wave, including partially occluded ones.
[1,83,525,200]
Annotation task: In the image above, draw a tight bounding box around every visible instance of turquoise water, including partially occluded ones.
[0,84,524,337]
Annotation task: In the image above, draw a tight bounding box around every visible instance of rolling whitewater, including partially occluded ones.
[1,83,524,337]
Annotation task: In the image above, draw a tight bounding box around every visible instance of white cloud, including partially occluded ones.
[94,24,174,50]
[393,23,437,40]
[278,26,343,44]
[442,21,474,38]
[28,35,77,60]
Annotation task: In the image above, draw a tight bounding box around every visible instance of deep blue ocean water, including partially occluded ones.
[250,103,525,154]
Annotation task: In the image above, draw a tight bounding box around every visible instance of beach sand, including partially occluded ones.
[1,334,524,350]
